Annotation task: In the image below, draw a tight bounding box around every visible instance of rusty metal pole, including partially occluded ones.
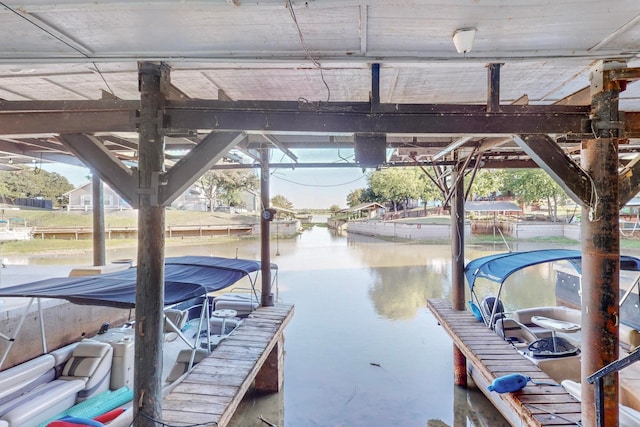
[134,62,166,427]
[580,60,624,427]
[92,174,105,266]
[451,160,467,386]
[260,147,274,307]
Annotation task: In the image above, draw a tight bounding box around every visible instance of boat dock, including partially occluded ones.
[31,224,254,240]
[427,299,582,427]
[162,303,294,426]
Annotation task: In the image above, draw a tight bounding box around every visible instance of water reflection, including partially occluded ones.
[5,226,569,426]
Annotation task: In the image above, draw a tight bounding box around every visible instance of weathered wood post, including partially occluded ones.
[261,147,274,307]
[92,174,105,266]
[255,336,284,392]
[580,60,624,427]
[134,62,167,427]
[451,160,467,387]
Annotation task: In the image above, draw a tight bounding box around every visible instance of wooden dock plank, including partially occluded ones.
[162,303,294,427]
[428,299,581,427]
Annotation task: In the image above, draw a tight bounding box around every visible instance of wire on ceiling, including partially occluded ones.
[1,1,116,97]
[285,0,331,104]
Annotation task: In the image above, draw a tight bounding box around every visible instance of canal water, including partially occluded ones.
[0,225,589,426]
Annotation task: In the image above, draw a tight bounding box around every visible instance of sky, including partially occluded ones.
[43,148,369,210]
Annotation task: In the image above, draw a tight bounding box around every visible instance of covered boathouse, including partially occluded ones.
[1,2,640,425]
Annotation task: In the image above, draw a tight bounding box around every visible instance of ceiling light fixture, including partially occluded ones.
[453,28,477,54]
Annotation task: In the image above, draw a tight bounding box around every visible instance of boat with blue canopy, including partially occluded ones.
[0,255,277,427]
[464,249,640,427]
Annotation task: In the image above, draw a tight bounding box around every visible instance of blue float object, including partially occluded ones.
[487,373,530,393]
[468,301,483,322]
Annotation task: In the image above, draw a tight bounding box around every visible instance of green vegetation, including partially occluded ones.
[0,209,259,228]
[197,170,258,210]
[0,169,74,207]
[271,194,293,209]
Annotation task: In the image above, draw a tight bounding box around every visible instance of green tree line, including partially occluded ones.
[346,167,568,221]
[0,169,74,206]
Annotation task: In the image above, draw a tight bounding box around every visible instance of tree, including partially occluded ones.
[346,188,364,207]
[329,204,341,213]
[468,169,506,200]
[367,168,424,214]
[503,169,566,221]
[271,194,293,209]
[0,169,74,207]
[197,170,258,211]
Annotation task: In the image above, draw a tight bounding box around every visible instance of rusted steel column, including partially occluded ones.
[92,174,105,266]
[260,147,274,306]
[451,161,467,386]
[580,60,624,427]
[134,62,167,427]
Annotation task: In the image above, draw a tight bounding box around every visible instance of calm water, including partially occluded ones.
[0,226,591,426]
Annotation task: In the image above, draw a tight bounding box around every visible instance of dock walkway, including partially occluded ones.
[428,299,582,427]
[162,303,294,426]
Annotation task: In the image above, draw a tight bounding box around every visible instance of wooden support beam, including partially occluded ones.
[254,336,284,393]
[0,110,137,134]
[58,133,137,207]
[92,175,105,266]
[487,63,501,113]
[619,155,640,206]
[135,61,167,427]
[164,102,589,135]
[159,131,246,206]
[371,63,381,111]
[512,134,592,208]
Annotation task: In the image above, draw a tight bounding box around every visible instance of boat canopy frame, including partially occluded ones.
[0,255,277,370]
[465,249,640,328]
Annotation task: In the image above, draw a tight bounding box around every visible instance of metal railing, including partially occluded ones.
[587,346,640,427]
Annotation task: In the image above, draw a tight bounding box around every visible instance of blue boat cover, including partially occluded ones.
[465,249,640,290]
[0,256,274,308]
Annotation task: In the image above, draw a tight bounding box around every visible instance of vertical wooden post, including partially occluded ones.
[487,63,501,113]
[255,336,284,392]
[92,174,105,266]
[580,60,624,427]
[134,62,166,427]
[261,147,274,307]
[451,160,467,386]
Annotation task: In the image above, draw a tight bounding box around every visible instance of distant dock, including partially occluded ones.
[31,224,254,240]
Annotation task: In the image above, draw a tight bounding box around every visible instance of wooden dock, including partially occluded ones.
[162,303,294,426]
[32,224,254,240]
[428,299,582,427]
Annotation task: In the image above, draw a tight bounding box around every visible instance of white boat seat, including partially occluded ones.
[164,309,187,332]
[164,309,188,342]
[50,342,80,376]
[210,317,240,335]
[166,348,208,383]
[0,379,85,427]
[494,317,538,347]
[213,293,259,317]
[0,354,56,406]
[59,340,113,401]
[512,306,580,338]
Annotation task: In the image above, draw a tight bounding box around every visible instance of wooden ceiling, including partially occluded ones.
[0,0,639,172]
